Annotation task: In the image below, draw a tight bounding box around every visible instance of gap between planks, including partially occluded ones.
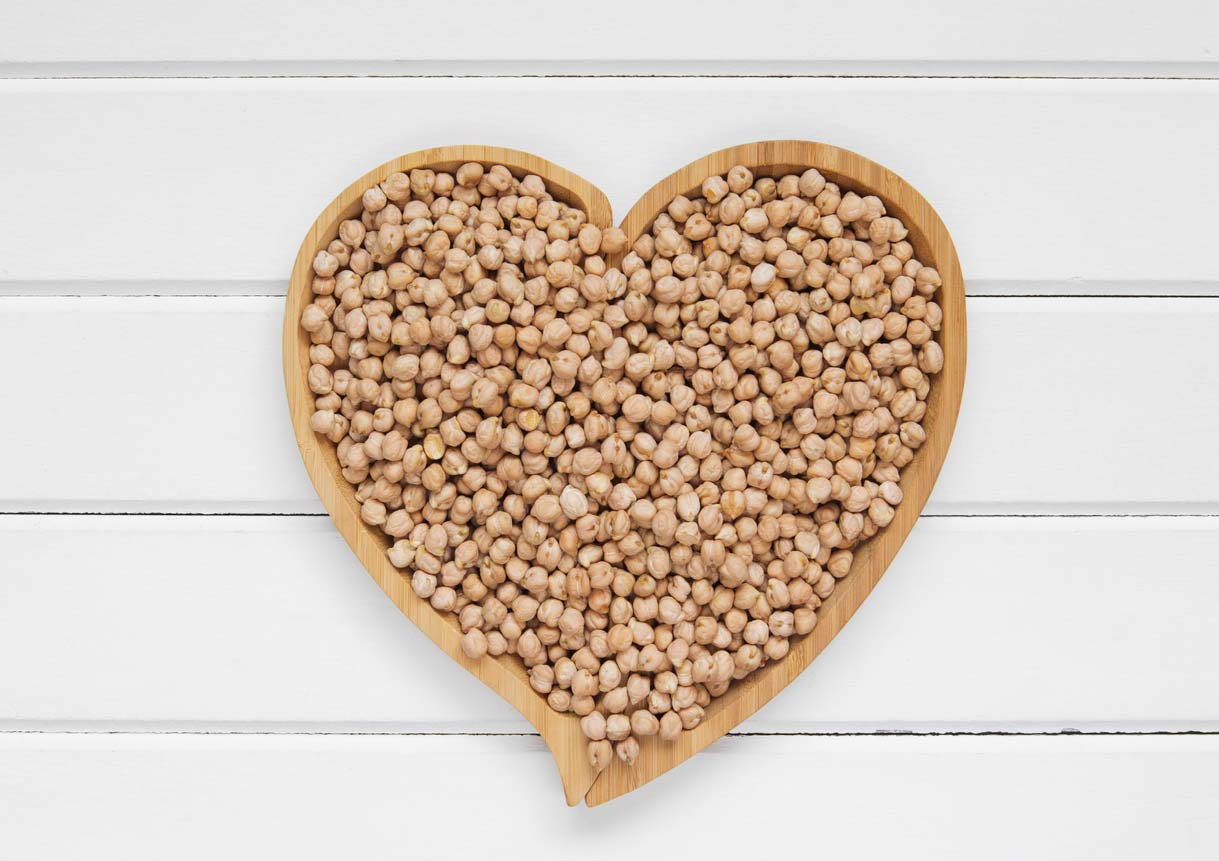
[3,507,1219,517]
[1,62,1217,80]
[2,726,1217,737]
[2,280,1217,298]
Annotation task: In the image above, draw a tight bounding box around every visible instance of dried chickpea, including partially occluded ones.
[300,161,942,767]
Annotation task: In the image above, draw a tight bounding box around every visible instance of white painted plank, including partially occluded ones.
[0,296,1213,512]
[0,79,1217,287]
[2,734,1216,859]
[2,515,1215,730]
[2,0,1216,76]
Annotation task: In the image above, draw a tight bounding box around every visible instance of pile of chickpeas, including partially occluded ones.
[299,161,943,769]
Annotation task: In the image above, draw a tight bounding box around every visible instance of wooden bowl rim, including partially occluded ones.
[283,141,966,807]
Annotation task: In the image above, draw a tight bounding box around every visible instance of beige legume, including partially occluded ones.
[302,162,941,767]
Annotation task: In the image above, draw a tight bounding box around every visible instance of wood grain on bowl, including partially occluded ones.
[283,141,966,806]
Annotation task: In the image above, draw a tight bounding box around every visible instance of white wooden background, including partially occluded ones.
[2,2,1218,856]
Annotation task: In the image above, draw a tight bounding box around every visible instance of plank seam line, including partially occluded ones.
[2,73,1218,82]
[2,729,1216,738]
[976,293,1219,299]
[4,292,1219,299]
[4,280,1215,299]
[2,511,1217,519]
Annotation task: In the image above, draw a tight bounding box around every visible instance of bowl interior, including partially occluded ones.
[290,155,609,578]
[285,142,965,805]
[589,142,964,801]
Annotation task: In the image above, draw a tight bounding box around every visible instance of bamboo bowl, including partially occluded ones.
[284,141,966,806]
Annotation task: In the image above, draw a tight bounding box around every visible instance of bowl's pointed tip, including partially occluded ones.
[583,770,625,807]
[558,763,599,807]
[543,727,601,807]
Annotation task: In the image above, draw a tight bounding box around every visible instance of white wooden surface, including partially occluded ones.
[2,3,1217,854]
[3,735,1216,859]
[2,296,1215,512]
[2,0,1216,76]
[1,80,1217,290]
[2,515,1215,731]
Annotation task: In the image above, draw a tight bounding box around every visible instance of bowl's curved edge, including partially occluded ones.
[283,145,613,806]
[585,140,968,805]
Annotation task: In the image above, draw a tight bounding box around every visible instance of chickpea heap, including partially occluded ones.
[300,161,944,769]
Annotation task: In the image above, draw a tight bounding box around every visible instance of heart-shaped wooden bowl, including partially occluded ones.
[284,141,966,806]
